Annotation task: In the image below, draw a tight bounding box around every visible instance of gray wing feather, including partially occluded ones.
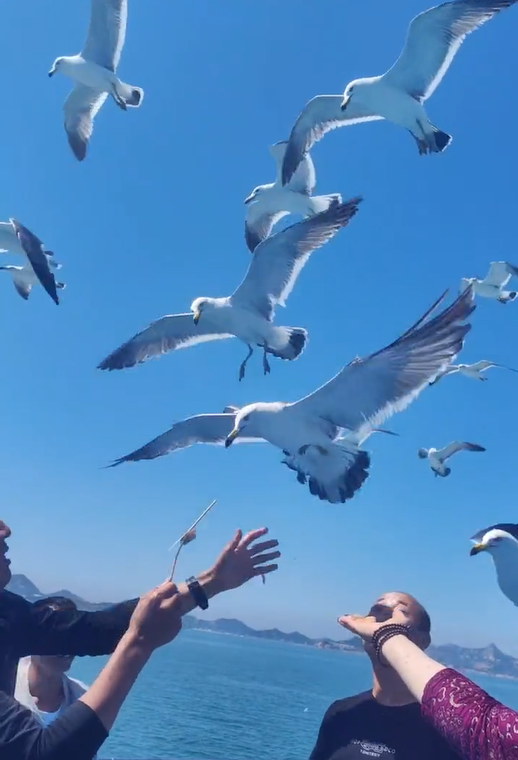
[282,95,382,186]
[269,141,316,194]
[292,287,475,432]
[82,0,128,70]
[436,441,486,461]
[64,85,108,161]
[108,413,263,466]
[11,219,59,305]
[232,198,362,321]
[97,313,233,370]
[383,0,517,101]
[12,274,31,301]
[244,205,288,253]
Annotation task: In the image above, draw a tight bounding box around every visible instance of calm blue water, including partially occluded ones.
[69,629,518,760]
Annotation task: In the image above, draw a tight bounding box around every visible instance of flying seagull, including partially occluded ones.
[470,524,518,606]
[244,141,341,252]
[107,287,474,505]
[98,198,361,381]
[430,359,518,385]
[281,0,517,185]
[0,219,61,305]
[417,441,485,477]
[0,261,65,302]
[460,261,518,303]
[49,0,144,161]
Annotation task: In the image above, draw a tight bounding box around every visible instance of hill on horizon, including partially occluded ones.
[7,573,518,680]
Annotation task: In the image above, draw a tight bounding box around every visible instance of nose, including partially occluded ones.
[0,521,12,539]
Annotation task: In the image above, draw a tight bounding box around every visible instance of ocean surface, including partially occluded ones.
[69,629,518,760]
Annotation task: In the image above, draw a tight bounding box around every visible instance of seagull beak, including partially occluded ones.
[225,428,239,448]
[470,543,486,556]
[193,310,201,326]
[340,96,350,112]
[48,68,56,78]
[244,194,254,205]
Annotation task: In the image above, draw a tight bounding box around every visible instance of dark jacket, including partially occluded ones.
[0,589,138,760]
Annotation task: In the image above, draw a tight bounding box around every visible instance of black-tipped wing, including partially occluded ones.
[82,0,128,71]
[64,85,108,162]
[281,95,382,186]
[232,198,362,321]
[244,204,288,253]
[471,523,518,542]
[383,0,518,101]
[435,441,486,461]
[11,219,59,305]
[108,413,263,466]
[98,313,233,371]
[269,140,316,194]
[292,287,475,432]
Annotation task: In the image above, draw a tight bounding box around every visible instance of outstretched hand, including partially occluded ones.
[338,607,410,642]
[208,527,280,593]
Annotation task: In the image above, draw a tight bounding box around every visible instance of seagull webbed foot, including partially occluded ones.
[262,350,271,376]
[238,344,254,382]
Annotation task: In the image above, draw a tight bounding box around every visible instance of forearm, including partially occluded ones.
[380,634,446,702]
[79,632,152,731]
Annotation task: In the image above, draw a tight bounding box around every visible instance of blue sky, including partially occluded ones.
[3,0,518,653]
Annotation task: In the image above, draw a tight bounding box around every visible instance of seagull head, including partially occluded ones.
[470,525,518,557]
[244,185,267,204]
[417,448,429,459]
[225,402,282,447]
[191,297,211,326]
[48,57,65,77]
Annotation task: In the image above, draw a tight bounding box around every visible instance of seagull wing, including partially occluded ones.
[244,203,288,253]
[291,287,475,433]
[429,363,459,384]
[269,141,316,194]
[382,0,516,101]
[281,95,382,186]
[81,0,128,70]
[11,271,32,301]
[97,313,234,371]
[483,261,515,286]
[108,413,263,466]
[232,198,361,321]
[64,85,108,162]
[468,359,495,371]
[10,219,59,305]
[435,441,486,461]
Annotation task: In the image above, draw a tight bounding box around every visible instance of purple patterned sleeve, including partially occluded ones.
[421,667,518,759]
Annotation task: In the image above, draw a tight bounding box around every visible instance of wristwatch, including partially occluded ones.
[186,576,209,610]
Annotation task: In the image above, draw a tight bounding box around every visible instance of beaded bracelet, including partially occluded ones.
[371,624,411,664]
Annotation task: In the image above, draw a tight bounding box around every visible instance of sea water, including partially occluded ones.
[70,629,518,760]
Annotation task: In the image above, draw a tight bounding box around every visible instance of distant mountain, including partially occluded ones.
[7,574,518,679]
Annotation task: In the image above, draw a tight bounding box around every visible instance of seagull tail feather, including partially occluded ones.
[431,127,452,153]
[267,327,308,361]
[308,194,342,215]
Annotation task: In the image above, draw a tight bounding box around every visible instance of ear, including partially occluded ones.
[413,630,431,651]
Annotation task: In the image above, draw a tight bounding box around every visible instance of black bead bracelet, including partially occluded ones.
[371,624,411,664]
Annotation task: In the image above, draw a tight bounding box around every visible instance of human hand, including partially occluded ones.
[338,607,410,642]
[128,582,183,652]
[206,527,280,594]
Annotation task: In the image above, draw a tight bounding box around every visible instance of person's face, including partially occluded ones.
[0,521,12,589]
[32,654,75,674]
[363,591,430,657]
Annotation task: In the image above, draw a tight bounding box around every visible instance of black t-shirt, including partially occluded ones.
[309,691,461,760]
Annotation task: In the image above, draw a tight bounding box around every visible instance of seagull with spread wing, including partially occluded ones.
[0,219,62,305]
[244,141,341,252]
[107,287,474,505]
[281,0,517,185]
[460,261,518,303]
[430,359,518,385]
[98,198,361,381]
[417,441,485,477]
[470,524,518,606]
[48,0,143,161]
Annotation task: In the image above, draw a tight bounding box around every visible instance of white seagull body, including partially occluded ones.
[417,440,485,476]
[108,287,475,505]
[0,219,61,305]
[98,199,361,380]
[244,141,341,252]
[460,261,518,303]
[470,524,518,606]
[49,0,143,161]
[430,359,518,384]
[281,0,517,185]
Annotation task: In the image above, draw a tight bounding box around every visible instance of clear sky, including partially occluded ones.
[3,0,518,653]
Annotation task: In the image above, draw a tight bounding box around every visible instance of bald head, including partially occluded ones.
[368,591,431,649]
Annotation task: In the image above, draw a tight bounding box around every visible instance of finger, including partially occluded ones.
[251,550,281,565]
[247,538,279,557]
[238,527,268,550]
[252,563,278,577]
[226,529,243,553]
[153,582,178,600]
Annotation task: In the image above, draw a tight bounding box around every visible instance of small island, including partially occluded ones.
[8,573,518,680]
